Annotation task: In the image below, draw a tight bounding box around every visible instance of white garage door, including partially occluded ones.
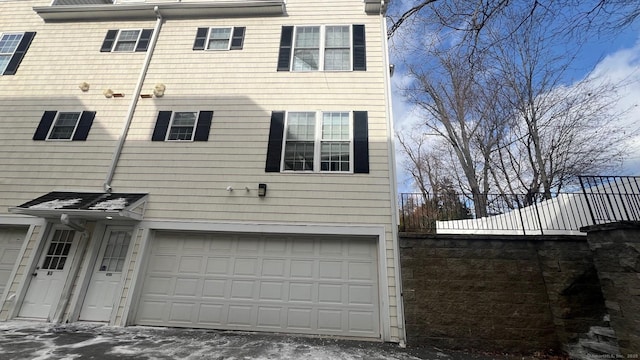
[0,227,27,296]
[135,232,380,338]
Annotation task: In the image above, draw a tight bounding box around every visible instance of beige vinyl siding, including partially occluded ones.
[0,0,400,340]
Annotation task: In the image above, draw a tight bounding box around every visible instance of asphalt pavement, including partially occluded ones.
[0,321,520,360]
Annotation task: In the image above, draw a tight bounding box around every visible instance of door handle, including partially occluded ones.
[31,272,37,277]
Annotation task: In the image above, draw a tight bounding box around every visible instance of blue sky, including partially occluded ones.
[389,11,640,192]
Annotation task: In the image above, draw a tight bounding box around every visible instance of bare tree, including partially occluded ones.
[393,0,633,214]
[488,5,630,199]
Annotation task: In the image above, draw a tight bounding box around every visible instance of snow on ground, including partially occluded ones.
[0,321,448,360]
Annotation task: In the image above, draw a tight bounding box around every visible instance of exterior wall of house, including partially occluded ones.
[0,0,400,342]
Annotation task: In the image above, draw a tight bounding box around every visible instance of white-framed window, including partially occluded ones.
[166,111,198,141]
[282,111,352,172]
[291,25,351,71]
[193,27,246,51]
[47,112,81,140]
[113,29,142,52]
[0,32,23,74]
[101,29,152,53]
[206,27,233,50]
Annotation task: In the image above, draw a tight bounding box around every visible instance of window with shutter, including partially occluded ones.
[0,32,35,75]
[193,27,246,51]
[278,25,365,72]
[152,111,213,141]
[101,29,153,52]
[266,111,369,173]
[32,111,96,141]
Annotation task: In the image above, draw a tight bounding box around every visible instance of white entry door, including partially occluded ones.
[79,228,132,322]
[19,228,79,319]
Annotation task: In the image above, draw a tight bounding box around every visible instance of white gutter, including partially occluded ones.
[382,15,407,346]
[104,6,163,193]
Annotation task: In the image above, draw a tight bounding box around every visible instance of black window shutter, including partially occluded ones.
[33,111,57,141]
[193,27,208,50]
[152,111,172,141]
[194,111,213,141]
[72,111,96,141]
[353,25,366,71]
[101,30,118,52]
[136,29,154,52]
[265,111,285,172]
[277,26,294,71]
[230,27,246,50]
[353,111,369,173]
[3,32,35,76]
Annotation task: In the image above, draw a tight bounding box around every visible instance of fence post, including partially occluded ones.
[579,176,597,225]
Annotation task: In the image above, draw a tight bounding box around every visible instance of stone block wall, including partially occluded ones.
[400,234,606,353]
[584,222,640,356]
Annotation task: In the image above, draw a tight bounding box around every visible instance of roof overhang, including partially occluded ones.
[9,191,148,222]
[33,0,286,22]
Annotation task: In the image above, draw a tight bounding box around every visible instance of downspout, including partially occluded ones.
[382,13,407,346]
[104,6,163,193]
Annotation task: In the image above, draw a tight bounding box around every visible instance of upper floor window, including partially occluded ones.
[265,111,370,173]
[193,26,246,51]
[101,29,153,52]
[0,32,36,75]
[277,25,366,72]
[33,111,96,141]
[152,110,213,142]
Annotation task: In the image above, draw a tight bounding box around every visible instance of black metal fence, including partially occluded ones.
[398,192,592,234]
[579,176,640,225]
[399,176,640,234]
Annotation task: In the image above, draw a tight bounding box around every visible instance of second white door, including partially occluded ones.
[79,228,132,322]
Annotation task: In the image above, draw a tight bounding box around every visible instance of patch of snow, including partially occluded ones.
[88,198,128,210]
[29,198,82,210]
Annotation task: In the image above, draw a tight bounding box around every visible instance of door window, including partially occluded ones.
[42,229,75,270]
[99,231,131,272]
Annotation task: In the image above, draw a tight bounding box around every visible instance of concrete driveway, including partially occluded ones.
[0,321,504,360]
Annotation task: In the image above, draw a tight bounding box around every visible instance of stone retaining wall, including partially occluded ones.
[400,234,606,353]
[583,222,640,356]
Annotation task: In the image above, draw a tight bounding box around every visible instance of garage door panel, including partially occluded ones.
[228,305,252,326]
[135,233,380,338]
[349,261,375,281]
[290,260,313,278]
[349,285,374,304]
[289,283,313,302]
[174,278,199,296]
[198,303,224,324]
[319,261,343,279]
[261,259,286,277]
[230,280,255,299]
[259,281,284,300]
[0,228,27,296]
[206,257,229,274]
[178,256,203,273]
[257,306,282,328]
[148,255,176,272]
[202,279,226,297]
[233,258,258,275]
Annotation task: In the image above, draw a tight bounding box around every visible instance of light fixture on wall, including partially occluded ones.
[258,183,267,197]
[153,83,166,97]
[78,82,90,92]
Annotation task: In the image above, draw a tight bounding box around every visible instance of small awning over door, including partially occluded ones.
[9,191,148,221]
